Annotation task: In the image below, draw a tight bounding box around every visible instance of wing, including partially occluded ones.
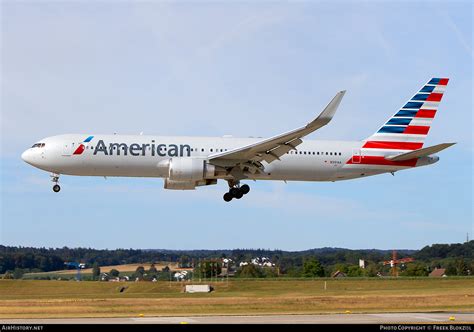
[208,90,346,174]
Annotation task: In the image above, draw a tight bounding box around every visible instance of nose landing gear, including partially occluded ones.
[223,181,250,202]
[51,173,61,193]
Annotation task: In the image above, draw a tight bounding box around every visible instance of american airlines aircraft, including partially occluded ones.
[22,78,455,202]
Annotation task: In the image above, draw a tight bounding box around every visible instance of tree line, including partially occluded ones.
[1,241,472,278]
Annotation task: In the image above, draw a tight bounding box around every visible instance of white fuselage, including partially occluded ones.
[21,134,438,184]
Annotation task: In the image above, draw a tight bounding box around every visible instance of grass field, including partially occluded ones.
[0,278,473,318]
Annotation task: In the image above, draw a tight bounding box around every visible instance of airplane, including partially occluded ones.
[21,78,455,202]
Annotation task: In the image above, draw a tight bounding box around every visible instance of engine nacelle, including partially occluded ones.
[164,179,196,190]
[168,158,216,181]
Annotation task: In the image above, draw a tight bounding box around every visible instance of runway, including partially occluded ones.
[1,313,473,324]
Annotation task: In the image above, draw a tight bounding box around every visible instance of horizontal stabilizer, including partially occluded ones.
[385,143,456,161]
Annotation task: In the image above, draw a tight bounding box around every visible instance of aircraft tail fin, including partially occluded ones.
[363,78,449,152]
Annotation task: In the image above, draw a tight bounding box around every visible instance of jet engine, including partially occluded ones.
[167,158,216,182]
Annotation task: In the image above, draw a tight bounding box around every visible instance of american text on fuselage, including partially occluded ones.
[93,140,192,157]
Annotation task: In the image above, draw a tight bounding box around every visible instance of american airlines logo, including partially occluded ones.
[93,140,191,157]
[73,136,94,155]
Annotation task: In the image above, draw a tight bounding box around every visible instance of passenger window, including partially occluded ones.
[326,152,328,155]
[201,148,204,152]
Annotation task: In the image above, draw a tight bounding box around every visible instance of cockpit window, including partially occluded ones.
[31,143,45,148]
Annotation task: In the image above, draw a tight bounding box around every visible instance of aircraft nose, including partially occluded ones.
[21,149,33,164]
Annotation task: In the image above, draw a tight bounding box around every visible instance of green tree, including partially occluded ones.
[92,262,101,281]
[347,265,363,277]
[332,263,350,274]
[193,260,221,279]
[134,266,145,280]
[179,256,190,268]
[445,261,457,276]
[456,259,468,276]
[236,264,263,278]
[302,258,324,278]
[148,263,158,274]
[362,262,379,277]
[262,267,278,278]
[401,263,429,276]
[109,269,120,277]
[285,266,302,278]
[13,268,25,279]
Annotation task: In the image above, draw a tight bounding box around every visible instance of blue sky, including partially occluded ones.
[1,1,472,251]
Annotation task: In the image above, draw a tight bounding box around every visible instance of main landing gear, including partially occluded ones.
[223,181,250,202]
[51,173,61,193]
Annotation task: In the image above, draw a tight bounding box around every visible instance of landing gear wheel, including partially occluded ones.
[229,187,240,197]
[234,190,244,199]
[53,184,61,193]
[240,184,250,195]
[223,192,233,202]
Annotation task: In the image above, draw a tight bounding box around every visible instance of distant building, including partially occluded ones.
[174,271,188,281]
[359,259,366,269]
[332,270,347,278]
[222,258,233,268]
[240,257,275,267]
[429,268,447,278]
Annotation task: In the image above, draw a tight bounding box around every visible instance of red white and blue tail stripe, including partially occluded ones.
[365,77,448,147]
[349,78,449,167]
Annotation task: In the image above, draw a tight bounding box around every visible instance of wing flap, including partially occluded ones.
[385,143,456,161]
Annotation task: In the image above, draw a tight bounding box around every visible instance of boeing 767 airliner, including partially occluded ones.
[22,78,455,202]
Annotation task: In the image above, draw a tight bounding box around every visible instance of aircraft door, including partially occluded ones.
[62,142,75,156]
[352,149,361,163]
